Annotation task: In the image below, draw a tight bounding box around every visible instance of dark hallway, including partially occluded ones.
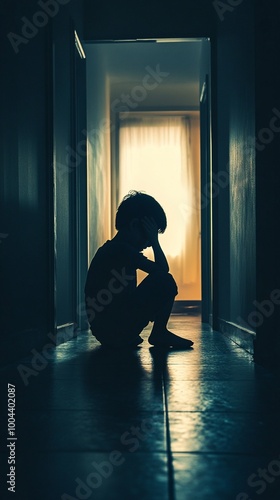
[1,0,280,499]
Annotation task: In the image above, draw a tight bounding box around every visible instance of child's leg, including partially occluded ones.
[91,272,193,348]
[146,274,193,348]
[127,272,193,348]
[148,295,193,348]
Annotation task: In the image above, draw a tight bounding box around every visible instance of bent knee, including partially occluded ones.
[151,271,178,296]
[165,272,178,295]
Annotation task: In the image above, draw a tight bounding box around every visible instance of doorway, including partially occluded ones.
[85,38,211,314]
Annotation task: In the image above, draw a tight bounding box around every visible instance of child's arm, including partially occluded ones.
[141,216,169,273]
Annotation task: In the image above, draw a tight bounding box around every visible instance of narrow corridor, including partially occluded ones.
[1,317,280,499]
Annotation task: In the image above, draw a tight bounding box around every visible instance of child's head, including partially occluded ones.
[115,191,167,249]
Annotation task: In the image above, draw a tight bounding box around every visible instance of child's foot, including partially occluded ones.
[148,329,193,349]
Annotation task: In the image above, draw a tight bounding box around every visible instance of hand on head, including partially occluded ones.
[141,216,159,245]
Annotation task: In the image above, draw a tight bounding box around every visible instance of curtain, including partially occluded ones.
[117,114,201,300]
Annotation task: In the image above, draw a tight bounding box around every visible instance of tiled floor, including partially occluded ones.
[1,316,280,499]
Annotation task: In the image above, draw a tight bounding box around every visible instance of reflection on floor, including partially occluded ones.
[1,316,280,500]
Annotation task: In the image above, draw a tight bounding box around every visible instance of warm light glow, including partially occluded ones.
[120,144,188,257]
[118,115,201,300]
[119,120,193,257]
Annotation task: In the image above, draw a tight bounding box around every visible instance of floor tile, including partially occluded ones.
[0,410,166,453]
[165,379,280,412]
[165,362,264,381]
[173,452,280,500]
[1,451,169,500]
[168,411,280,454]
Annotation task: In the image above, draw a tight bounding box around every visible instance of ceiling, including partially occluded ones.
[85,39,208,108]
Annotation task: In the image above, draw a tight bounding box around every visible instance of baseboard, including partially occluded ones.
[55,323,78,345]
[218,318,256,355]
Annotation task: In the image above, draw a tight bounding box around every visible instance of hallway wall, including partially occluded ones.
[214,0,280,365]
[254,0,280,364]
[214,0,256,352]
[84,0,216,40]
[0,0,84,361]
[86,45,111,262]
[0,0,51,354]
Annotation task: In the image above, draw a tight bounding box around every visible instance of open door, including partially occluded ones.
[73,30,88,330]
[50,25,87,339]
[200,75,213,324]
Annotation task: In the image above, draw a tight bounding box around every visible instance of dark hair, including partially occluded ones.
[115,191,167,233]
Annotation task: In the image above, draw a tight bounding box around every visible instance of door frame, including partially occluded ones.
[72,27,88,330]
[200,75,213,324]
[47,23,88,341]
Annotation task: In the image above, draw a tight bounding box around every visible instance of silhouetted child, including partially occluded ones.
[84,191,193,349]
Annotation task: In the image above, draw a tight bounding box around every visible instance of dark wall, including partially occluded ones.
[0,1,50,345]
[84,0,216,39]
[254,0,280,364]
[213,0,280,364]
[214,0,256,345]
[0,0,84,360]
